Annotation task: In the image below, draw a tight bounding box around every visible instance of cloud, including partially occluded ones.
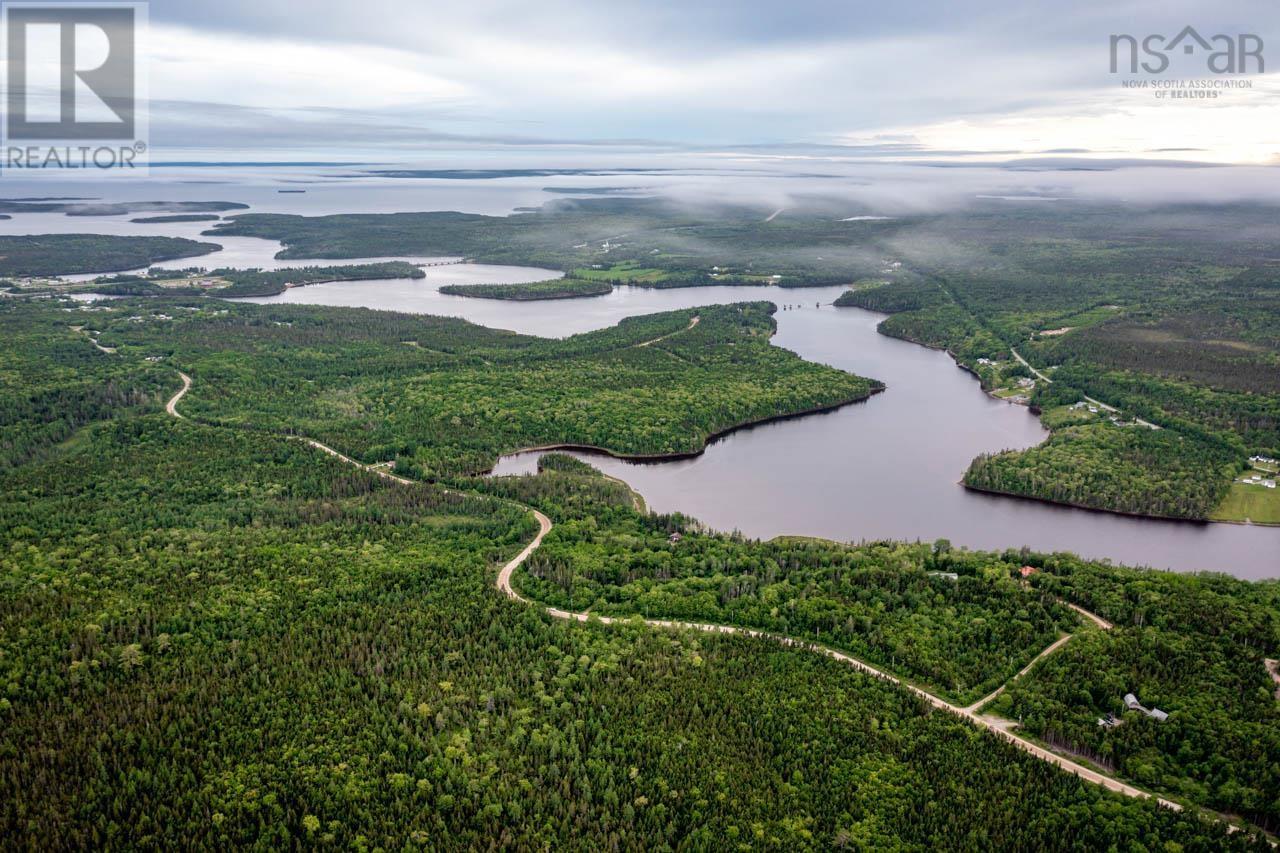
[125,0,1280,162]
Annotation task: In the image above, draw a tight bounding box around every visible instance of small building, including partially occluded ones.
[668,532,682,545]
[1123,692,1169,722]
[1020,566,1038,578]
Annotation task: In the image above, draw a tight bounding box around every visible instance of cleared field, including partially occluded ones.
[1212,481,1280,524]
[572,262,672,283]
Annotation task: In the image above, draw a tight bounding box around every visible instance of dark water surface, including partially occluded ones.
[242,278,1278,578]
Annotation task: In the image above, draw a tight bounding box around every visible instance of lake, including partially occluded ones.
[242,275,1280,579]
[10,164,1275,579]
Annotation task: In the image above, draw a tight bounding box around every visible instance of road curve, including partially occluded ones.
[493,527,1178,810]
[1010,348,1158,429]
[165,370,415,486]
[1066,601,1114,630]
[166,372,192,418]
[164,370,1187,820]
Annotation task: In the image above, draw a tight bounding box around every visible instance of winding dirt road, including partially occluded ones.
[166,370,1187,818]
[963,632,1074,714]
[165,372,413,486]
[1010,348,1158,429]
[635,315,700,348]
[166,372,192,418]
[496,539,1177,808]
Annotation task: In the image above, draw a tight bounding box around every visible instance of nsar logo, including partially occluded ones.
[1110,26,1264,75]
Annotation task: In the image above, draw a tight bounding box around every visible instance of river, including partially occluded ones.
[241,276,1279,579]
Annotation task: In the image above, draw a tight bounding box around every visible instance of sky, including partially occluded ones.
[96,0,1280,163]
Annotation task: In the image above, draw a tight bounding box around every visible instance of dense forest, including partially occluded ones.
[66,297,879,477]
[964,424,1239,519]
[994,562,1280,833]
[0,417,1268,849]
[212,262,427,297]
[0,235,220,277]
[0,289,1275,847]
[3,198,1279,846]
[490,457,1280,835]
[0,302,174,469]
[509,502,1079,705]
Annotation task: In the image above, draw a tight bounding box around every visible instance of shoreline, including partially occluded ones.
[960,481,1219,526]
[854,310,1268,530]
[480,386,884,475]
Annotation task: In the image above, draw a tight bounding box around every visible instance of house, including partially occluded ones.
[1123,692,1169,722]
[1020,566,1038,578]
[668,532,682,545]
[1097,713,1122,728]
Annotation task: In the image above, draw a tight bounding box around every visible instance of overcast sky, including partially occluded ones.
[138,0,1280,163]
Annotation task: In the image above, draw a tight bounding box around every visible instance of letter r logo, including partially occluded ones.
[4,4,137,140]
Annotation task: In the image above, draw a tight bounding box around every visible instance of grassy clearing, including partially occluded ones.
[1212,481,1280,524]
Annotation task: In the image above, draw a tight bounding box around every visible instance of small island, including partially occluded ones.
[439,277,611,300]
[130,214,223,224]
